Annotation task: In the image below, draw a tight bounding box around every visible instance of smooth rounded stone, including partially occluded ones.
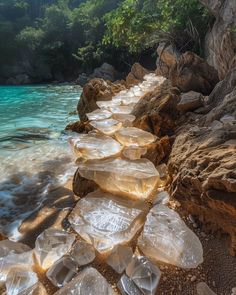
[126,256,161,295]
[0,240,33,282]
[54,267,115,295]
[153,191,170,205]
[138,205,203,268]
[46,256,78,287]
[77,157,160,200]
[220,114,235,125]
[106,245,133,274]
[6,267,38,295]
[108,105,134,115]
[68,190,147,253]
[35,228,76,270]
[115,127,156,147]
[70,133,122,160]
[197,282,217,295]
[112,114,136,127]
[86,109,112,121]
[118,274,143,295]
[90,119,122,135]
[96,100,121,109]
[210,120,223,130]
[122,146,147,160]
[70,241,96,266]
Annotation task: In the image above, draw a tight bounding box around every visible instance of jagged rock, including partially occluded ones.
[77,78,126,121]
[200,0,236,79]
[76,73,88,86]
[91,63,117,81]
[68,190,146,253]
[77,158,160,200]
[71,241,96,266]
[90,118,123,135]
[54,267,115,295]
[126,256,161,295]
[46,256,78,287]
[117,274,143,295]
[126,63,150,86]
[196,282,217,295]
[70,133,122,160]
[106,245,133,274]
[177,91,204,112]
[138,205,203,268]
[35,228,76,269]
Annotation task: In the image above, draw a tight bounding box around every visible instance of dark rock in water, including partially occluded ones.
[73,168,98,197]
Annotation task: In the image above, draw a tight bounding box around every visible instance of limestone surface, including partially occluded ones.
[126,256,161,295]
[122,146,147,160]
[46,256,78,287]
[35,228,76,270]
[54,267,115,295]
[106,245,133,274]
[115,127,156,147]
[118,274,143,295]
[69,190,146,253]
[77,158,159,199]
[138,205,203,268]
[90,119,122,135]
[70,133,122,160]
[71,241,96,266]
[86,109,112,121]
[197,282,217,295]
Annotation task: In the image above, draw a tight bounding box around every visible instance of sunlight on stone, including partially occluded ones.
[69,190,146,253]
[96,100,121,109]
[118,274,143,295]
[112,114,136,127]
[90,118,123,135]
[35,228,76,270]
[106,245,133,274]
[70,241,96,266]
[77,157,160,199]
[126,256,161,295]
[153,191,170,205]
[197,282,217,295]
[108,105,134,115]
[54,267,115,295]
[70,133,122,160]
[123,146,147,160]
[138,205,203,268]
[86,109,112,121]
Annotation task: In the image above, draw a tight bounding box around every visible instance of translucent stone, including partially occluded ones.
[108,105,134,115]
[115,127,156,147]
[197,282,217,295]
[96,100,121,109]
[54,267,115,295]
[90,119,122,135]
[123,146,147,160]
[106,245,133,274]
[156,163,168,180]
[112,114,136,127]
[23,283,48,295]
[70,133,122,160]
[118,274,143,295]
[35,228,76,270]
[46,256,78,287]
[138,205,203,268]
[112,96,140,106]
[86,109,112,121]
[0,240,33,282]
[6,267,38,295]
[126,256,161,295]
[77,158,160,199]
[71,241,96,266]
[69,190,146,253]
[153,191,170,205]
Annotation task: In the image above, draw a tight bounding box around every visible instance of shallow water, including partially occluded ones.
[0,84,81,239]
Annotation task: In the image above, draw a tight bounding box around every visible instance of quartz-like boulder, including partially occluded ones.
[69,190,146,253]
[115,127,156,147]
[138,205,203,268]
[90,119,122,135]
[54,267,115,295]
[112,113,136,127]
[122,146,147,160]
[106,245,133,274]
[77,158,160,200]
[126,256,161,295]
[108,105,134,115]
[70,241,96,266]
[70,133,122,160]
[118,274,143,295]
[197,282,217,295]
[86,109,112,121]
[35,228,76,270]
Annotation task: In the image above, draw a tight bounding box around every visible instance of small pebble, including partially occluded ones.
[190,275,197,282]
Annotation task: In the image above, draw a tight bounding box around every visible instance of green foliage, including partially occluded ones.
[17,26,44,50]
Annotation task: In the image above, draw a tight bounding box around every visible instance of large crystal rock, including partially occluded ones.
[106,245,133,274]
[90,119,122,135]
[70,133,122,160]
[197,282,217,295]
[46,256,78,287]
[35,228,76,270]
[69,190,146,253]
[86,109,112,121]
[117,274,143,295]
[153,191,170,205]
[0,240,33,282]
[108,105,134,115]
[54,267,115,295]
[96,100,121,109]
[126,256,161,295]
[70,241,96,266]
[23,283,48,295]
[115,127,156,147]
[77,158,159,199]
[138,205,203,268]
[123,146,147,160]
[6,267,38,295]
[112,114,136,127]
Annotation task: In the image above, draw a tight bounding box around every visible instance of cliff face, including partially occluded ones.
[200,0,236,79]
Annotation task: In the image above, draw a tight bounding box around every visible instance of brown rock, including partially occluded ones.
[145,136,171,166]
[126,63,150,86]
[65,121,92,133]
[73,168,98,197]
[177,91,204,112]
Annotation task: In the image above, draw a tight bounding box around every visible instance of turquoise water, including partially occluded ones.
[0,85,81,238]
